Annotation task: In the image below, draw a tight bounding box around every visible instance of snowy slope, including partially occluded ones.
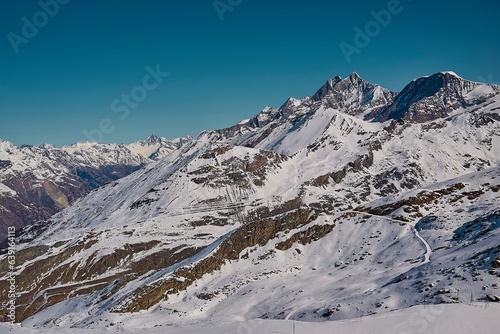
[0,72,499,331]
[2,303,499,334]
[0,135,188,246]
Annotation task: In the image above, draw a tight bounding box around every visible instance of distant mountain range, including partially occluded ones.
[0,134,191,246]
[0,71,499,328]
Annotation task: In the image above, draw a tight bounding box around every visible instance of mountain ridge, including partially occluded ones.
[366,71,499,122]
[0,71,499,329]
[0,134,191,247]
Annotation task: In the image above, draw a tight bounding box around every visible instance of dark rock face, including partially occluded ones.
[189,148,288,189]
[367,72,499,123]
[0,164,144,248]
[307,150,374,188]
[311,73,396,116]
[311,76,343,101]
[0,160,12,170]
[116,208,318,313]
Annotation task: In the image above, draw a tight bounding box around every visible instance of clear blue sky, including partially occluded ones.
[1,0,499,146]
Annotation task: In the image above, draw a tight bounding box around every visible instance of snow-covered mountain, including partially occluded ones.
[0,72,499,330]
[0,135,189,246]
[367,71,498,122]
[3,303,500,334]
[125,134,192,160]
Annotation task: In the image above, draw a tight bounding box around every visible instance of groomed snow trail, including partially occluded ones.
[412,227,432,264]
[348,211,432,265]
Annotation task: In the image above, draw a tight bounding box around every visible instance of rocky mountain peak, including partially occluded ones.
[311,73,396,116]
[311,75,343,101]
[366,71,499,123]
[346,71,362,82]
[142,134,162,145]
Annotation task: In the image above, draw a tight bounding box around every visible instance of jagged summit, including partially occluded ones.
[312,72,370,101]
[305,72,396,116]
[346,71,362,82]
[143,134,161,145]
[235,71,498,145]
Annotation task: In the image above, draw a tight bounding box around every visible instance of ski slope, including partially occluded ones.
[3,303,499,334]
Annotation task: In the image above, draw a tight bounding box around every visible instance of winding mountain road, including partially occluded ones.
[412,227,432,264]
[348,210,432,265]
